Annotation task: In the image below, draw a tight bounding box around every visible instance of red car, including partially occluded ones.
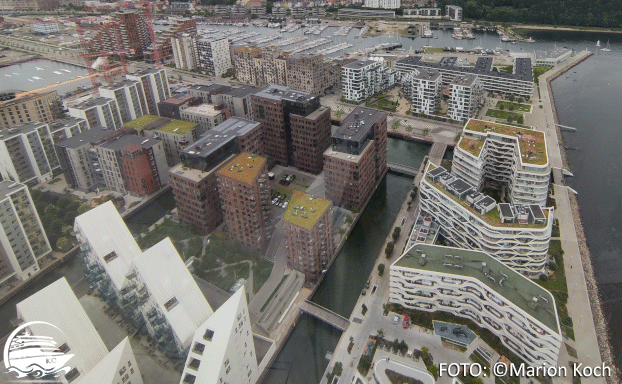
[403,313,410,329]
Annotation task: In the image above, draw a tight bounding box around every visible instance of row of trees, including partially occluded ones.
[437,0,622,28]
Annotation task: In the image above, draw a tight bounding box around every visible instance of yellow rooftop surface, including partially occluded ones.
[124,115,161,130]
[157,120,197,135]
[283,190,331,231]
[217,152,266,184]
[462,119,548,166]
[235,46,260,52]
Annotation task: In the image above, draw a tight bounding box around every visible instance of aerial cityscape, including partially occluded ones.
[0,1,619,383]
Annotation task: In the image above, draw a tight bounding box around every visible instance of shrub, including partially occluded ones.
[539,274,548,282]
[361,304,368,315]
[378,263,385,276]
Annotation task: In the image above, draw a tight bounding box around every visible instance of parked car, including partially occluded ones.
[283,202,289,208]
[393,315,399,325]
[365,280,370,289]
[361,290,366,296]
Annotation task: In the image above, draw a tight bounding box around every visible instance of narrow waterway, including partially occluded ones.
[261,139,430,383]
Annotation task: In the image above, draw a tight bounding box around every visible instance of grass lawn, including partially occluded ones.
[485,109,523,121]
[423,47,444,53]
[253,258,274,294]
[136,218,202,250]
[533,66,551,83]
[496,101,531,113]
[47,178,61,185]
[365,97,398,112]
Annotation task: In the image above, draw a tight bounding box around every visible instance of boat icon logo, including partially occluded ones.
[2,321,74,379]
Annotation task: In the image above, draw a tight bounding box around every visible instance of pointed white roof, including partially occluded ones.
[133,238,213,348]
[81,338,142,384]
[74,201,142,290]
[180,289,256,384]
[16,278,108,380]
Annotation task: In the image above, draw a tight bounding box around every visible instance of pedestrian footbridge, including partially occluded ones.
[299,300,350,331]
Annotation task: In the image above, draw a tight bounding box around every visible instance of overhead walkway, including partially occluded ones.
[299,300,350,331]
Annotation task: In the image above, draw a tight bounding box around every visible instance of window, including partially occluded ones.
[203,329,214,341]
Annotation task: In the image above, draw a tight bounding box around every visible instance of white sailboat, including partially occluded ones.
[601,40,611,52]
[596,40,601,47]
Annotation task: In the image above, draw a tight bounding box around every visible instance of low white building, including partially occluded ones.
[403,8,442,18]
[453,119,550,207]
[534,47,572,67]
[364,0,401,9]
[390,243,562,367]
[401,68,442,116]
[15,277,109,383]
[447,74,483,123]
[342,59,396,103]
[180,288,275,384]
[420,164,553,274]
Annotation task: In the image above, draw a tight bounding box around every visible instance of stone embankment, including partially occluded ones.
[547,55,620,383]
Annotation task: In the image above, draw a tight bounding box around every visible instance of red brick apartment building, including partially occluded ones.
[119,144,161,196]
[283,190,334,282]
[251,85,331,174]
[324,107,388,209]
[169,118,262,233]
[216,153,272,249]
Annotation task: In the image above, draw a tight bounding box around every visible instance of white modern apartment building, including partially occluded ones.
[126,68,171,116]
[420,164,553,274]
[81,337,143,384]
[0,181,51,286]
[447,74,483,122]
[75,202,213,360]
[453,119,551,206]
[0,122,60,184]
[15,277,109,383]
[389,243,562,367]
[218,85,257,120]
[342,59,396,103]
[401,68,442,116]
[364,0,400,9]
[180,288,276,384]
[446,5,463,21]
[68,97,123,130]
[172,33,198,71]
[98,80,148,124]
[180,103,229,133]
[395,56,534,98]
[196,35,232,77]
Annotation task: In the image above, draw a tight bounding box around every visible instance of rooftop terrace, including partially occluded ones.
[157,120,197,135]
[424,164,549,228]
[124,115,162,130]
[283,190,331,231]
[461,119,547,166]
[394,243,559,333]
[217,152,266,185]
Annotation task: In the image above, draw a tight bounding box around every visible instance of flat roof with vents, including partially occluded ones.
[334,106,386,143]
[283,190,331,230]
[216,152,266,185]
[181,117,261,158]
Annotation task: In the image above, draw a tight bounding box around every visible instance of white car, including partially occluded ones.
[393,315,399,325]
[283,202,289,209]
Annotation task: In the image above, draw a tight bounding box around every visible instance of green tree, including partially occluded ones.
[429,364,439,378]
[422,346,429,360]
[334,108,344,118]
[345,214,353,224]
[517,115,525,125]
[337,227,346,235]
[509,104,515,111]
[391,120,400,130]
[378,263,385,276]
[518,97,524,103]
[56,237,72,252]
[77,203,91,214]
[385,242,394,258]
[44,204,60,217]
[61,225,73,235]
[507,116,514,123]
[539,274,548,282]
[377,328,385,339]
[423,128,430,136]
[499,104,505,110]
[509,94,515,102]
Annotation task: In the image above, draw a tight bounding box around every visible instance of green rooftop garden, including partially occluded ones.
[464,119,548,166]
[458,137,484,157]
[283,190,332,231]
[124,115,161,130]
[157,119,197,135]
